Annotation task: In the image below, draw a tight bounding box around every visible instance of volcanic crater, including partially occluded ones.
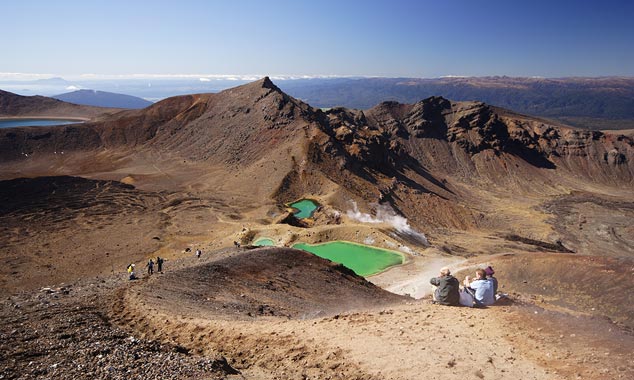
[1,78,634,379]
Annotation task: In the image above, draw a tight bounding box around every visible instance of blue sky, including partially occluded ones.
[1,0,633,79]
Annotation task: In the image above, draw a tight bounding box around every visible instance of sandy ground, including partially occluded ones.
[1,149,633,379]
[2,224,634,379]
[109,248,634,380]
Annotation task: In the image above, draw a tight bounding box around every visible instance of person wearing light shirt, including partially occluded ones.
[464,268,495,306]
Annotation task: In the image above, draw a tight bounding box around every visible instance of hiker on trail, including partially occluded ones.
[196,249,202,259]
[156,256,164,273]
[429,267,460,306]
[464,269,495,307]
[127,264,136,280]
[147,259,154,275]
[485,266,498,295]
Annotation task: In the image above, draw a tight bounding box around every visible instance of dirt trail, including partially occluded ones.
[104,248,631,380]
[2,78,634,380]
[2,245,633,380]
[113,280,634,379]
[369,254,467,298]
[114,283,555,380]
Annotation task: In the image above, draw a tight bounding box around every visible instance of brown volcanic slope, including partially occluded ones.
[0,89,121,119]
[1,77,633,282]
[2,78,634,379]
[2,77,633,189]
[127,247,407,321]
[0,176,166,291]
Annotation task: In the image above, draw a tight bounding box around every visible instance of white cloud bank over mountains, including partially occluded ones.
[0,72,367,82]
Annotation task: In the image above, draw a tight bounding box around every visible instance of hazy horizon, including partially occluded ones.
[3,73,634,82]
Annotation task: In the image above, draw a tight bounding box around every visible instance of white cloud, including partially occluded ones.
[65,85,81,90]
[0,72,378,82]
[74,73,369,81]
[0,72,56,80]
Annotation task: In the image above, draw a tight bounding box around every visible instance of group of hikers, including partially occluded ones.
[430,266,499,307]
[126,256,165,280]
[127,247,207,280]
[125,247,499,308]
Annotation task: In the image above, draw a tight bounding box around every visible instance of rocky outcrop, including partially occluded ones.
[1,78,632,198]
[359,97,634,184]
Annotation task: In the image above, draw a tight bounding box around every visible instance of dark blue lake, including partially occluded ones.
[0,119,84,128]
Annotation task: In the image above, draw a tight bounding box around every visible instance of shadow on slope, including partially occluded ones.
[134,247,407,320]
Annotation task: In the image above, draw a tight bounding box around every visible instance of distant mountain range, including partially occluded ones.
[3,76,634,129]
[278,76,634,130]
[2,77,632,189]
[53,89,153,109]
[1,77,632,254]
[0,89,120,119]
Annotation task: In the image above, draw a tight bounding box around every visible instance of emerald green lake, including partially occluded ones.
[293,241,403,276]
[289,199,318,219]
[253,237,275,246]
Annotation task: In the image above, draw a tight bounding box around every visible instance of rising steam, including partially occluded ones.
[346,201,429,246]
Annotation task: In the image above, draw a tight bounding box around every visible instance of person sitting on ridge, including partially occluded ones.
[485,265,498,295]
[429,267,460,306]
[464,268,495,307]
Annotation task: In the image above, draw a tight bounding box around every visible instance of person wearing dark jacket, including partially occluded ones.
[430,267,460,306]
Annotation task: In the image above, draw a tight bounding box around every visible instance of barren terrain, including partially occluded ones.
[1,78,633,379]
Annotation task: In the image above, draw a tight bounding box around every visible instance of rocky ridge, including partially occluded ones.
[2,78,632,184]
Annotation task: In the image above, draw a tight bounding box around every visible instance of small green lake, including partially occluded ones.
[289,199,319,219]
[293,241,404,276]
[253,237,275,246]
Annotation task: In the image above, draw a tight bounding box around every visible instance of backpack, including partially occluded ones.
[459,289,475,307]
